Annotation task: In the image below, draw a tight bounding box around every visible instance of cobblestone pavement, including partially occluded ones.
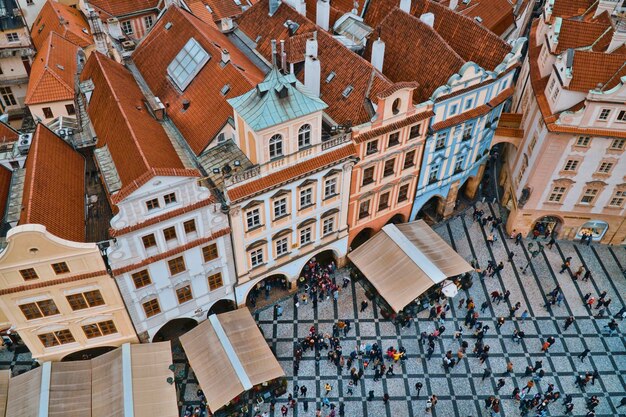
[0,346,36,376]
[252,202,626,417]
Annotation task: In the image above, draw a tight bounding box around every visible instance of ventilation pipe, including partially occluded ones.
[221,49,230,64]
[304,32,321,97]
[371,38,385,72]
[399,0,411,13]
[317,0,330,31]
[280,39,288,73]
[420,12,435,27]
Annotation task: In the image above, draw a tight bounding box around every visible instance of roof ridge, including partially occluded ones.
[601,60,626,91]
[92,52,153,173]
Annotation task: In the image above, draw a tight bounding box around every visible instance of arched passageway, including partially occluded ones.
[152,318,198,342]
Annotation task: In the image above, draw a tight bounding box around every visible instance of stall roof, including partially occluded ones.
[0,342,177,417]
[348,221,472,312]
[180,308,285,412]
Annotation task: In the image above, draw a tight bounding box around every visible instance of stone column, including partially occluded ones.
[440,180,460,219]
[463,163,486,200]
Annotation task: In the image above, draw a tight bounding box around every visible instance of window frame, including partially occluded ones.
[145,198,160,211]
[299,187,313,209]
[176,285,193,304]
[383,159,395,177]
[167,256,186,275]
[358,200,370,219]
[409,124,421,139]
[208,272,223,291]
[142,233,157,249]
[19,268,38,281]
[298,124,311,149]
[362,166,375,186]
[142,298,161,318]
[38,329,75,347]
[202,243,219,262]
[51,262,70,274]
[598,109,611,120]
[580,188,599,205]
[548,186,567,203]
[163,226,177,241]
[273,197,288,218]
[183,219,197,234]
[269,134,284,159]
[403,150,416,170]
[121,20,134,34]
[131,270,152,289]
[246,207,262,229]
[610,138,625,150]
[163,192,177,205]
[387,131,400,147]
[575,136,590,147]
[324,177,337,199]
[299,226,313,246]
[275,237,288,257]
[322,217,335,236]
[378,192,390,211]
[365,140,378,156]
[250,248,264,267]
[397,183,410,202]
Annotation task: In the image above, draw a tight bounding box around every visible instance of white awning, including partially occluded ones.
[348,220,472,312]
[179,308,285,412]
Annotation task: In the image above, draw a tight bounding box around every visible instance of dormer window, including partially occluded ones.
[269,134,283,159]
[164,193,177,205]
[146,198,159,210]
[298,124,311,149]
[168,38,210,91]
[598,108,611,121]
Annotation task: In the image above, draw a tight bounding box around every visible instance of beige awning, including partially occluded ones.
[131,342,179,417]
[91,347,124,417]
[5,366,42,417]
[180,309,285,412]
[348,221,473,312]
[49,361,92,417]
[0,370,10,417]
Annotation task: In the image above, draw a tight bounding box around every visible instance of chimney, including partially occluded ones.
[271,39,278,67]
[449,0,458,10]
[399,0,411,13]
[269,0,280,16]
[280,39,288,73]
[221,48,230,64]
[370,38,385,72]
[182,99,191,110]
[608,20,626,53]
[317,0,330,31]
[305,32,321,97]
[420,12,435,27]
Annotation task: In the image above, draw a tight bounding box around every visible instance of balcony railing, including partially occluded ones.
[224,165,261,187]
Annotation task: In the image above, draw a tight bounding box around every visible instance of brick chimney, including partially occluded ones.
[371,38,385,72]
[305,32,321,97]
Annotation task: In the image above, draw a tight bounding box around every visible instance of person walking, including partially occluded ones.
[564,316,575,330]
[382,393,390,404]
[547,236,556,249]
[482,368,492,381]
[617,397,626,409]
[504,361,513,375]
[578,348,591,362]
[360,300,368,312]
[415,382,423,397]
[520,310,529,320]
[495,378,505,391]
[559,257,571,273]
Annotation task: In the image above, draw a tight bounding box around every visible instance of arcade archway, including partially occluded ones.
[152,317,198,342]
[245,273,289,309]
[386,213,405,225]
[350,227,374,250]
[531,215,562,238]
[61,346,117,362]
[208,299,236,316]
[416,195,444,224]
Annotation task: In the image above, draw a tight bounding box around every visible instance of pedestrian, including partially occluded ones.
[542,340,551,352]
[515,232,523,245]
[559,257,571,273]
[415,382,423,397]
[524,365,533,377]
[505,361,513,375]
[482,368,491,381]
[496,378,505,391]
[481,301,489,313]
[324,383,332,395]
[578,348,591,362]
[496,317,505,329]
[382,393,390,404]
[458,298,465,309]
[583,270,591,281]
[591,369,599,385]
[367,390,374,401]
[586,297,595,308]
[281,405,288,416]
[547,236,556,249]
[302,399,308,412]
[617,397,626,408]
[508,251,515,261]
[300,385,307,397]
[360,300,368,312]
[533,360,542,371]
[520,310,529,320]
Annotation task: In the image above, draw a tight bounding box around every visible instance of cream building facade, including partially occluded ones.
[0,225,137,362]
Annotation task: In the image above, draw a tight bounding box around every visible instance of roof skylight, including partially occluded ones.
[167,38,210,91]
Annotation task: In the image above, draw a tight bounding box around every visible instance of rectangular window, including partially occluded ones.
[366,140,378,155]
[609,190,626,207]
[563,159,579,171]
[163,193,176,204]
[65,104,76,115]
[610,138,625,150]
[322,217,335,235]
[66,290,104,310]
[324,178,337,198]
[276,237,288,256]
[42,107,53,119]
[273,197,287,218]
[464,99,473,110]
[362,167,375,186]
[183,219,196,234]
[246,208,261,229]
[454,154,465,173]
[383,159,395,177]
[163,226,177,241]
[300,227,312,245]
[551,87,559,101]
[435,133,447,150]
[176,285,193,304]
[50,262,70,275]
[208,272,223,290]
[429,164,440,183]
[403,150,416,169]
[84,290,105,307]
[202,243,218,262]
[19,299,59,320]
[398,184,409,202]
[250,248,263,267]
[617,110,626,122]
[598,109,611,120]
[168,256,186,275]
[358,200,370,219]
[387,132,400,147]
[462,122,474,141]
[5,33,19,42]
[576,136,590,147]
[378,192,390,211]
[449,104,458,116]
[580,188,598,204]
[38,330,75,347]
[0,87,16,107]
[82,320,117,339]
[299,188,313,208]
[142,298,161,318]
[19,303,42,320]
[528,134,538,154]
[19,268,38,281]
[132,270,152,288]
[409,124,421,139]
[167,38,210,91]
[146,198,159,210]
[142,234,157,249]
[598,162,613,173]
[548,186,566,202]
[121,20,134,34]
[144,15,154,29]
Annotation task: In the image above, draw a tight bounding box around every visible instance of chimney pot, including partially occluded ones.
[371,38,385,72]
[182,99,190,110]
[221,48,230,63]
[420,12,435,27]
[399,0,411,13]
[316,0,330,31]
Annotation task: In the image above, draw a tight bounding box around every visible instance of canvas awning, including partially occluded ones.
[0,370,10,417]
[1,342,177,417]
[180,308,285,412]
[348,221,473,312]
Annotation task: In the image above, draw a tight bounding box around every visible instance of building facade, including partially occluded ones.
[504,0,626,244]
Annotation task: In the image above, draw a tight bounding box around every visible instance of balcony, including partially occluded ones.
[0,73,29,86]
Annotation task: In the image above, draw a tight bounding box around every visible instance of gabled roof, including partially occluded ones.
[555,19,612,54]
[133,6,264,155]
[81,52,194,202]
[0,122,18,143]
[237,0,393,126]
[86,0,160,17]
[569,51,626,92]
[20,124,85,242]
[228,68,328,131]
[550,0,596,19]
[0,166,12,222]
[185,0,242,22]
[25,32,79,105]
[439,0,516,36]
[31,0,93,50]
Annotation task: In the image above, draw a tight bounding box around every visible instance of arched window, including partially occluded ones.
[298,124,311,149]
[269,134,283,159]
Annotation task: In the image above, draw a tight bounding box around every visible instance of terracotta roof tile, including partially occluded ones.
[546,124,626,139]
[0,270,108,296]
[112,228,230,275]
[228,144,356,202]
[81,52,194,200]
[450,0,515,36]
[86,0,159,17]
[25,32,79,105]
[555,19,611,53]
[431,86,513,130]
[20,124,85,242]
[0,166,11,222]
[186,0,220,27]
[551,0,596,19]
[569,50,626,92]
[303,0,344,29]
[31,0,93,50]
[0,122,18,143]
[353,110,434,143]
[237,0,393,126]
[133,6,264,155]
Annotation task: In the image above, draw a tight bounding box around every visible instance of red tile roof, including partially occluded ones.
[25,32,79,105]
[31,0,93,51]
[86,0,159,17]
[0,122,18,143]
[442,0,515,36]
[20,124,86,242]
[569,50,626,92]
[550,0,596,19]
[0,166,11,222]
[555,19,611,53]
[237,0,393,126]
[228,144,356,202]
[81,52,196,202]
[133,6,264,155]
[353,110,434,143]
[186,0,242,21]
